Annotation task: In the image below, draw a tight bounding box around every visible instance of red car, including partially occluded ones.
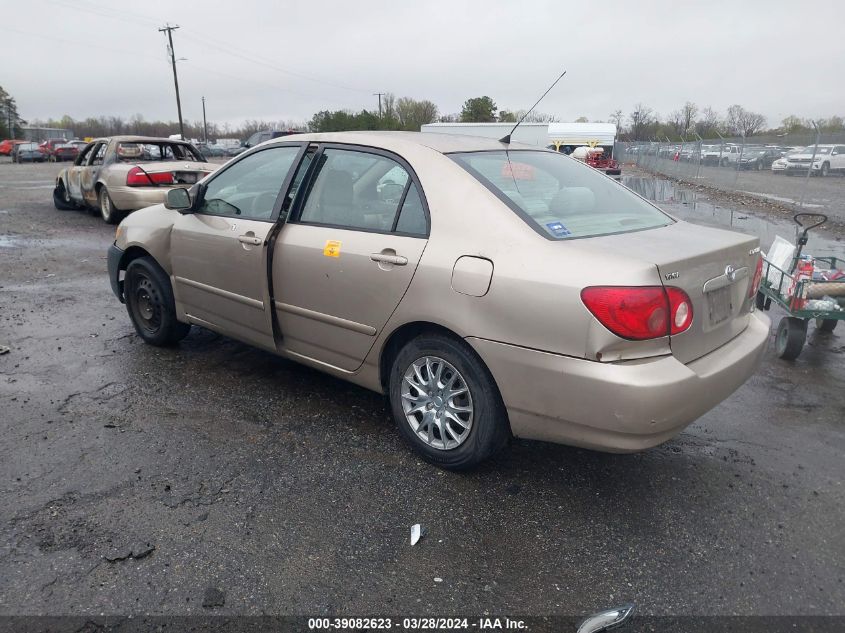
[0,139,26,155]
[52,140,88,162]
[39,138,71,161]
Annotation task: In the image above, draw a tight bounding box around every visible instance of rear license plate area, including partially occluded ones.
[173,172,198,184]
[706,286,732,325]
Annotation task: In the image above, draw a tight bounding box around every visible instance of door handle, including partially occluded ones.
[238,235,262,246]
[370,253,408,266]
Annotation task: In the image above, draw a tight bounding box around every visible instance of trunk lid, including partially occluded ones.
[584,222,759,364]
[133,161,217,185]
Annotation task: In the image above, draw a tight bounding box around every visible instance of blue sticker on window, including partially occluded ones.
[545,221,571,237]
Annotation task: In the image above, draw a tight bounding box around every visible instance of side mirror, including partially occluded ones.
[165,187,192,212]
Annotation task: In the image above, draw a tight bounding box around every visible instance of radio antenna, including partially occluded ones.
[499,70,567,144]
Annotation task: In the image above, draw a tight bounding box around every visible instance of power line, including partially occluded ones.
[159,24,185,139]
[42,0,374,97]
[180,31,373,94]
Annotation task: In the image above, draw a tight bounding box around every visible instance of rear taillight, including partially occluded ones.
[126,166,173,186]
[580,286,693,341]
[749,255,763,298]
[665,286,694,334]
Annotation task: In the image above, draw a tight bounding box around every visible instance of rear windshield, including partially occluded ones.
[451,150,672,240]
[115,142,203,162]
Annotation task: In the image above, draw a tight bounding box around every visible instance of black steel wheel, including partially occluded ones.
[816,318,838,333]
[775,317,807,360]
[124,257,191,346]
[53,181,76,210]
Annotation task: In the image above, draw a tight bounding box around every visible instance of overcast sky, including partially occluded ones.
[4,0,844,129]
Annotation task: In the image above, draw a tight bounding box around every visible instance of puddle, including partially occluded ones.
[623,175,842,259]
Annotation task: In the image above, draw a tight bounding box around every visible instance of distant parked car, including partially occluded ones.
[236,129,302,156]
[196,143,228,159]
[52,140,88,162]
[53,136,219,223]
[12,142,47,163]
[784,144,845,177]
[0,139,27,155]
[39,138,70,160]
[738,148,783,170]
[771,148,804,174]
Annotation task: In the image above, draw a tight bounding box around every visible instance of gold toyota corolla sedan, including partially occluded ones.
[107,131,770,469]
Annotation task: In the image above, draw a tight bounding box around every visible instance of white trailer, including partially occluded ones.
[547,122,617,155]
[419,122,550,147]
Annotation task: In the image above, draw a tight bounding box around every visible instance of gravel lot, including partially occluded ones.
[1,161,843,619]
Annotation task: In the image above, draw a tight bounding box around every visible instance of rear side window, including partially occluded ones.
[451,150,672,240]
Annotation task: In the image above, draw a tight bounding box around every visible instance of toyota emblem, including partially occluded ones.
[725,264,736,281]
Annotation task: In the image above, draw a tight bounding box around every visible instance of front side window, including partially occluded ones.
[451,150,672,240]
[298,148,424,233]
[197,146,301,220]
[90,143,107,166]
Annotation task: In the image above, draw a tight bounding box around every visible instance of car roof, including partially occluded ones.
[264,131,542,155]
[87,135,195,145]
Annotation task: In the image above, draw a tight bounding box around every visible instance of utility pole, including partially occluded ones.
[373,92,385,118]
[159,23,185,140]
[201,96,208,144]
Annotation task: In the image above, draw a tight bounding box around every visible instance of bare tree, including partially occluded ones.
[609,109,623,134]
[667,109,685,136]
[695,106,721,137]
[681,101,698,134]
[628,103,654,140]
[395,97,439,130]
[381,93,397,120]
[511,110,559,123]
[726,104,767,137]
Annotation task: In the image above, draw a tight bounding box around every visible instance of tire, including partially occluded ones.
[53,181,76,210]
[124,257,191,346]
[756,161,763,171]
[775,317,807,360]
[388,333,509,470]
[816,318,838,333]
[820,162,830,177]
[98,186,122,224]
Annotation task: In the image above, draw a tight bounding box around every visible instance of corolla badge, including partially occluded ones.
[725,264,736,281]
[664,271,680,280]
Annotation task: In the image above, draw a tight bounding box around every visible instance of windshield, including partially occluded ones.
[806,146,832,154]
[115,142,204,162]
[451,150,673,240]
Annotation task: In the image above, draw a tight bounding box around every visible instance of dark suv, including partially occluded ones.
[237,130,300,154]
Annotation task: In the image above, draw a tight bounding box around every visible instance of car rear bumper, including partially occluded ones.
[107,186,173,212]
[467,311,770,453]
[107,242,124,302]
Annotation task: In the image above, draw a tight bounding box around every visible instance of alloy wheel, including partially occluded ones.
[100,189,112,222]
[401,356,473,450]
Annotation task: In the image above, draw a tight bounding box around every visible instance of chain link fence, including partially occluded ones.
[615,131,845,223]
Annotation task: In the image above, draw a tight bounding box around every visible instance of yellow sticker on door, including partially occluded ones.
[323,240,342,257]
